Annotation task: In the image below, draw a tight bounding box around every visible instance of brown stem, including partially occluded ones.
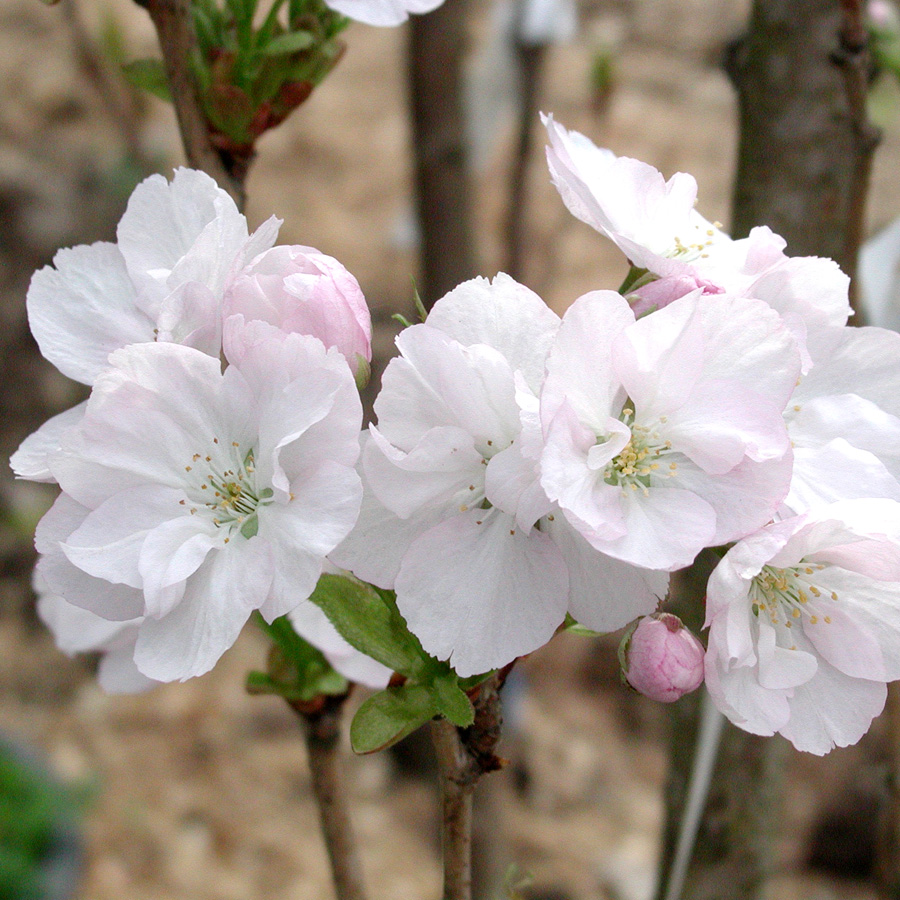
[292,697,368,900]
[431,668,510,900]
[142,0,245,209]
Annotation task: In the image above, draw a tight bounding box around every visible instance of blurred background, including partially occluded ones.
[4,0,900,897]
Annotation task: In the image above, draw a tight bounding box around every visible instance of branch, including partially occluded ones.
[294,696,369,900]
[142,0,245,209]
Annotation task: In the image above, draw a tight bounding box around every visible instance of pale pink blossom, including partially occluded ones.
[623,613,704,703]
[224,244,371,376]
[705,500,900,754]
[539,288,800,570]
[36,332,362,682]
[332,274,665,676]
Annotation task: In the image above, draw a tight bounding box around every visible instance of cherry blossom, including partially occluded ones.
[324,0,444,26]
[705,500,900,754]
[332,274,665,676]
[35,332,362,682]
[539,288,800,570]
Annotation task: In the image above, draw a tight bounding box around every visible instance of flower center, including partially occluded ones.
[750,563,839,635]
[667,222,721,262]
[181,440,273,539]
[603,408,677,496]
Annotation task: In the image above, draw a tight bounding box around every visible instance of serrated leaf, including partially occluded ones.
[350,683,437,754]
[122,59,171,102]
[263,30,316,56]
[307,574,425,677]
[430,674,474,727]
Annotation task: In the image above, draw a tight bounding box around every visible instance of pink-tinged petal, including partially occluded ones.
[155,282,221,357]
[365,425,483,519]
[786,442,900,514]
[27,242,154,385]
[484,443,554,530]
[582,485,717,570]
[134,541,271,681]
[663,380,790,474]
[424,274,560,392]
[779,650,887,755]
[546,514,665,632]
[671,452,793,546]
[35,494,145,621]
[806,566,900,680]
[11,402,86,482]
[540,401,627,540]
[542,290,632,431]
[395,509,569,676]
[790,393,900,460]
[325,0,444,26]
[139,516,221,619]
[289,599,391,689]
[62,485,188,590]
[613,291,705,420]
[380,326,521,451]
[748,255,851,329]
[705,651,791,737]
[755,617,818,690]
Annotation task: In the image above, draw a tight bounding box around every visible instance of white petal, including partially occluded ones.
[395,509,568,676]
[11,403,86,482]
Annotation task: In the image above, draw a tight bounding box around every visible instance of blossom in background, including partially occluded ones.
[539,288,799,570]
[542,115,851,344]
[324,0,444,26]
[622,613,705,703]
[704,500,900,754]
[333,274,665,677]
[35,330,362,682]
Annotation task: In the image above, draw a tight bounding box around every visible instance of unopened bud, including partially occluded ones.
[620,613,704,703]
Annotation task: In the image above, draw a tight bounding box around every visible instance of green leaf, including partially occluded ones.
[350,683,437,754]
[430,673,474,727]
[263,30,316,56]
[307,574,426,677]
[121,59,171,102]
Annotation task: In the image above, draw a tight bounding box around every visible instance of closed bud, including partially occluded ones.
[620,613,704,703]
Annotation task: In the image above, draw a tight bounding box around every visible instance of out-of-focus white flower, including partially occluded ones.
[37,331,362,683]
[324,0,444,26]
[705,500,900,754]
[622,613,704,703]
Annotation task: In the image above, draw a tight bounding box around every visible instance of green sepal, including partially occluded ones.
[430,673,474,727]
[263,30,316,55]
[121,59,171,102]
[350,683,438,754]
[250,612,349,701]
[353,355,371,391]
[412,280,428,322]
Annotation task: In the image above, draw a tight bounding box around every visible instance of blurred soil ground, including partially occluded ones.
[3,0,900,898]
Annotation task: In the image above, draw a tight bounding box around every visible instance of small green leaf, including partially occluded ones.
[121,59,171,102]
[350,683,437,754]
[392,312,414,329]
[307,574,425,676]
[430,674,474,727]
[263,30,316,56]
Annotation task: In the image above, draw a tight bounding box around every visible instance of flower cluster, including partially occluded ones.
[17,116,900,755]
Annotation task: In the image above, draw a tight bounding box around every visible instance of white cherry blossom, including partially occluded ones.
[36,332,362,682]
[705,500,900,754]
[325,0,444,26]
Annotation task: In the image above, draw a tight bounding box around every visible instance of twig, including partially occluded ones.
[293,696,369,900]
[431,668,510,900]
[140,0,245,209]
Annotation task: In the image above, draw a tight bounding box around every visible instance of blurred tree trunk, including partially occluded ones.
[656,3,878,899]
[407,0,477,309]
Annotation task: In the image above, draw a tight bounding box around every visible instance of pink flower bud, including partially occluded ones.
[224,245,372,376]
[621,613,705,703]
